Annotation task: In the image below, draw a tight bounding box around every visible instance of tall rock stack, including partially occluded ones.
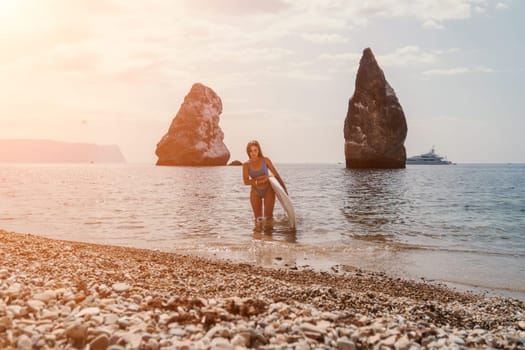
[344,48,407,168]
[156,83,230,166]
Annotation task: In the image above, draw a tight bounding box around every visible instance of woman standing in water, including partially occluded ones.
[243,140,287,222]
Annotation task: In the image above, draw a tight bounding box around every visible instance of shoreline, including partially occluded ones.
[165,238,525,302]
[1,229,524,349]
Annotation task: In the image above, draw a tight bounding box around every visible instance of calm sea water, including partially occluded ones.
[1,163,524,299]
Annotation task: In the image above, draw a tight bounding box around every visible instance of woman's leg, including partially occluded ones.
[263,187,276,219]
[250,189,263,219]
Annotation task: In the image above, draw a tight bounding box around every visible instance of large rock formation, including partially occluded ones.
[156,83,230,166]
[344,48,407,168]
[0,139,126,163]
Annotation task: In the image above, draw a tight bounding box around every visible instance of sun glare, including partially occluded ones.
[0,0,16,10]
[0,0,19,18]
[0,0,28,27]
[0,0,22,17]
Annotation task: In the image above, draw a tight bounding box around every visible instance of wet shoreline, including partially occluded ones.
[166,235,525,302]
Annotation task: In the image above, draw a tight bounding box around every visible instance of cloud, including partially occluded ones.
[0,2,506,101]
[495,2,510,10]
[423,67,469,76]
[297,0,489,29]
[300,33,349,44]
[377,46,439,67]
[318,52,361,63]
[474,66,496,73]
[184,0,289,16]
[3,0,496,74]
[315,46,497,79]
[314,46,446,74]
[422,19,445,30]
[169,0,497,47]
[422,65,496,76]
[217,47,294,63]
[34,46,101,72]
[375,1,477,22]
[316,52,360,74]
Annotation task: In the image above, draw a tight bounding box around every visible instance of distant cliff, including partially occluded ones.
[0,140,126,163]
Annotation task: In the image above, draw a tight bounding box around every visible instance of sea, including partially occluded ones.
[1,163,524,300]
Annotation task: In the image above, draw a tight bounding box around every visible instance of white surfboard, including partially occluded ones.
[269,177,297,230]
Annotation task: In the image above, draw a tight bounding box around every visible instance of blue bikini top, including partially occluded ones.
[248,158,268,178]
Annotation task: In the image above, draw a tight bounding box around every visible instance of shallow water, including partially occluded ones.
[1,163,524,299]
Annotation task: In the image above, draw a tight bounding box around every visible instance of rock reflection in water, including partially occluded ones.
[342,168,409,240]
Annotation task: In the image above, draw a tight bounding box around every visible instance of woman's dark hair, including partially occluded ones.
[246,140,264,158]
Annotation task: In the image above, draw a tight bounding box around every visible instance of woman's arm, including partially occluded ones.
[265,157,288,194]
[242,162,252,186]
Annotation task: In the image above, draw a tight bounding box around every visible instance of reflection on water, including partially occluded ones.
[251,221,298,269]
[341,169,408,239]
[252,217,297,242]
[1,163,524,299]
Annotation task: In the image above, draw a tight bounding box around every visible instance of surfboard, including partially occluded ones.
[269,177,297,230]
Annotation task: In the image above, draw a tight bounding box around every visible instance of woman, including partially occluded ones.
[243,140,287,221]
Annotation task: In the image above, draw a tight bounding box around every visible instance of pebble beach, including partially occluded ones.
[1,229,524,350]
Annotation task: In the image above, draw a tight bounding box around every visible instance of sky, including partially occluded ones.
[0,0,523,164]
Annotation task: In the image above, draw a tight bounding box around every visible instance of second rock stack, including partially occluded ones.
[344,48,407,169]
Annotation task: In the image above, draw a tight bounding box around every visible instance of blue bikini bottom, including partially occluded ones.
[253,185,269,198]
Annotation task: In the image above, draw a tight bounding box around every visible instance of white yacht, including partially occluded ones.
[406,146,453,165]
